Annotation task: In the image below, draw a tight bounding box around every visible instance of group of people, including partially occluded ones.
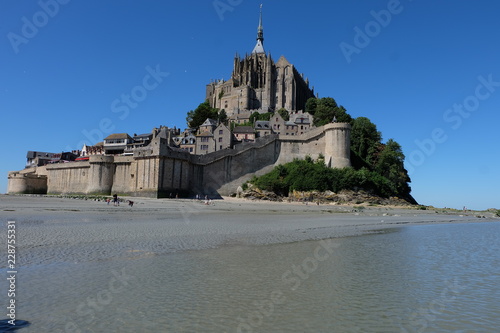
[106,194,134,207]
[105,193,218,207]
[195,194,213,205]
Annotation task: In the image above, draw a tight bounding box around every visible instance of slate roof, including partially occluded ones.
[104,133,132,140]
[181,134,197,145]
[233,126,255,134]
[26,151,56,159]
[200,118,218,127]
[254,121,270,129]
[133,133,152,139]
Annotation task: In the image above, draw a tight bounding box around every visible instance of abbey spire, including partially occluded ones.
[252,4,265,54]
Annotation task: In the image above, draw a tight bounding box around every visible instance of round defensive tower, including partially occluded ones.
[7,172,47,194]
[323,123,351,168]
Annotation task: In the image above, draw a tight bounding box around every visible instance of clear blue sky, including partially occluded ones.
[1,0,499,210]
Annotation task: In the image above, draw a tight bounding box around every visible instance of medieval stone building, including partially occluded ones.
[205,6,315,122]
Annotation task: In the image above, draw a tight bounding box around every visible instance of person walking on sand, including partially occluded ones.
[113,194,118,206]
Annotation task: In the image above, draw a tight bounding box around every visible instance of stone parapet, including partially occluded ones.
[88,155,115,164]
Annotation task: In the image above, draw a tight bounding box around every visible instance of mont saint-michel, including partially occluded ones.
[7,6,353,199]
[3,3,500,333]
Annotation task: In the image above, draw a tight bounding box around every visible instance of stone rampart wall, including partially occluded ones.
[198,135,281,196]
[157,157,191,197]
[111,156,135,195]
[7,124,350,197]
[46,162,90,194]
[277,123,350,168]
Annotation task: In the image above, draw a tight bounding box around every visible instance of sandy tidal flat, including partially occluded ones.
[0,194,497,266]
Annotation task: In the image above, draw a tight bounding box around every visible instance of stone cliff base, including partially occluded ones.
[236,188,417,206]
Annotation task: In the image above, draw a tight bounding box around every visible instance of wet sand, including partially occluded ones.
[0,194,497,267]
[2,194,499,333]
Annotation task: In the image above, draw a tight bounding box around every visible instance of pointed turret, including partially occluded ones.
[252,4,265,54]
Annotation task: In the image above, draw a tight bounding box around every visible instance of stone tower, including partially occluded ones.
[206,5,315,120]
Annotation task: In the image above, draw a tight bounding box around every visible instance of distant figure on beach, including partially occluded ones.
[106,198,110,205]
[127,200,134,207]
[113,194,119,206]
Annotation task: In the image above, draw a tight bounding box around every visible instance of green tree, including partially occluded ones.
[252,164,289,195]
[375,139,411,196]
[235,122,253,127]
[277,108,290,121]
[259,112,272,121]
[319,97,337,110]
[305,97,318,115]
[306,97,353,126]
[250,157,399,198]
[250,112,273,124]
[313,98,336,126]
[217,109,228,125]
[335,106,353,124]
[249,111,261,124]
[186,101,219,129]
[350,117,382,165]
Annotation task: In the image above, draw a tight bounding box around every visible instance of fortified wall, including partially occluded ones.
[7,124,350,198]
[276,123,351,167]
[7,166,48,195]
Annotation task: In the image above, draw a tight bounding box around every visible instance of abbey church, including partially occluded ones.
[205,6,315,122]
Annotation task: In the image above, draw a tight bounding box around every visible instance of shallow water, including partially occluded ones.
[4,221,500,332]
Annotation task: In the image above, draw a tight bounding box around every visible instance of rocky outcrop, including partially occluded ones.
[236,187,415,206]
